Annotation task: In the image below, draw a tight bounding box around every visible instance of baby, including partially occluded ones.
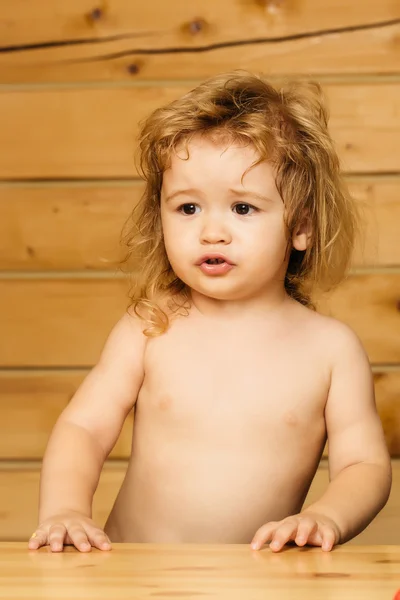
[28,72,391,554]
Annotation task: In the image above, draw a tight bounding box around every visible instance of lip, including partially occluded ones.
[195,253,235,276]
[195,253,234,266]
[198,261,233,275]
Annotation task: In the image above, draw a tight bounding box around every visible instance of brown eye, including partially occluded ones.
[234,203,256,215]
[178,203,198,215]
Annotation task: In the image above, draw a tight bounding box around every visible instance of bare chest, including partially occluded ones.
[139,323,329,438]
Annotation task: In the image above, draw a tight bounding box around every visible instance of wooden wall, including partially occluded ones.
[0,1,399,543]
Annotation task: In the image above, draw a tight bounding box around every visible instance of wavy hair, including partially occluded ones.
[120,71,359,336]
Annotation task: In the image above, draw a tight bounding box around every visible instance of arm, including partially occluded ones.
[302,324,392,542]
[38,310,146,522]
[251,322,392,552]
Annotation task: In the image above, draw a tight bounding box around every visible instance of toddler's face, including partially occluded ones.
[160,135,296,303]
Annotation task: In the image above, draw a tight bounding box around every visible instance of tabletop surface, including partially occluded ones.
[1,543,399,600]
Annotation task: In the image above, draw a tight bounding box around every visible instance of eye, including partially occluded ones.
[177,203,200,215]
[233,203,258,216]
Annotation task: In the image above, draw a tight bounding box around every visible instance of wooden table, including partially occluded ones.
[1,543,399,599]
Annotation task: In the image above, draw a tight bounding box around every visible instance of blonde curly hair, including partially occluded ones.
[120,71,359,336]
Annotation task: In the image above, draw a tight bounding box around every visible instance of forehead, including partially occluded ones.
[162,135,276,191]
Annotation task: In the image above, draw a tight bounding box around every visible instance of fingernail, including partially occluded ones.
[270,541,280,550]
[102,542,111,549]
[323,544,331,552]
[251,542,258,550]
[81,543,91,550]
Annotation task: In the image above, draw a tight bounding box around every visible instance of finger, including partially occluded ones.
[48,523,67,552]
[251,522,279,550]
[85,528,112,551]
[319,525,337,552]
[28,530,47,550]
[66,524,92,552]
[269,521,299,552]
[306,529,323,546]
[294,518,318,547]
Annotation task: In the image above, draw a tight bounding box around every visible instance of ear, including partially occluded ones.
[292,216,312,252]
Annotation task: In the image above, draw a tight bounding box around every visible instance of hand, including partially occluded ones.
[27,510,112,553]
[250,512,341,552]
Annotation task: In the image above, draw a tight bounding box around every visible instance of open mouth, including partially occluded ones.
[198,256,233,275]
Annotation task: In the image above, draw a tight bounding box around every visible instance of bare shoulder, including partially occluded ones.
[290,300,367,366]
[98,305,149,366]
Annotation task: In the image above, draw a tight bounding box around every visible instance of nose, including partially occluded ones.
[199,212,232,245]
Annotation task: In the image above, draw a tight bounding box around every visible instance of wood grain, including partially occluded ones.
[0,370,133,459]
[0,278,129,367]
[316,273,400,364]
[0,460,398,545]
[350,178,400,267]
[1,274,399,366]
[2,544,400,600]
[2,26,400,83]
[0,84,399,178]
[0,2,398,82]
[0,369,398,459]
[1,544,400,600]
[0,183,136,271]
[1,178,399,270]
[2,0,398,46]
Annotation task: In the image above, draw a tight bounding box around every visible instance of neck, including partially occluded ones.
[189,286,291,322]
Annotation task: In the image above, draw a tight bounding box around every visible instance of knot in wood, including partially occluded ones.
[189,19,205,34]
[127,63,140,75]
[89,7,103,21]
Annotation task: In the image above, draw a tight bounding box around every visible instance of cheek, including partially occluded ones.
[161,216,193,268]
[162,214,193,246]
[161,212,177,241]
[245,218,288,255]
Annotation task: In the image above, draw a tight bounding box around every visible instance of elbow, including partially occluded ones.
[372,458,392,510]
[383,460,392,507]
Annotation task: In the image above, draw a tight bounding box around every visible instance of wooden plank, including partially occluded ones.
[0,278,128,367]
[0,274,399,367]
[0,2,399,82]
[316,273,400,364]
[0,369,398,460]
[1,1,397,46]
[0,84,399,178]
[1,26,399,83]
[0,459,398,543]
[0,183,137,271]
[350,178,400,267]
[0,370,133,459]
[1,178,399,271]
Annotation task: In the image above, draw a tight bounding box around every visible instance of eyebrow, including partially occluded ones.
[164,188,274,204]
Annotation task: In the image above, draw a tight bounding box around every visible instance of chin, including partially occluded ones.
[192,282,250,301]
